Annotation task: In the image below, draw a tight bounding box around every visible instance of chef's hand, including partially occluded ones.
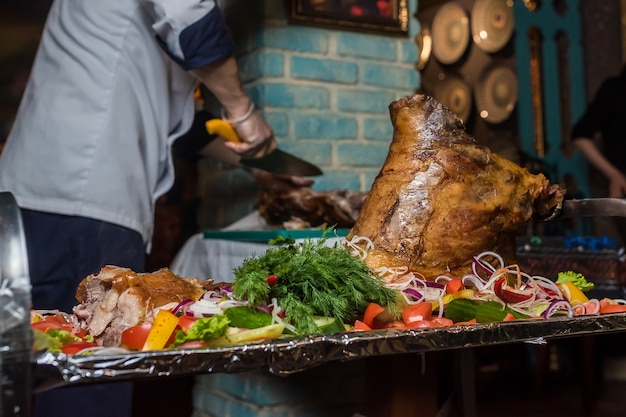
[248,168,314,192]
[222,104,277,158]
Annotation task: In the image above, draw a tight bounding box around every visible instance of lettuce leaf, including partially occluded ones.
[171,314,230,347]
[32,328,82,353]
[556,271,594,292]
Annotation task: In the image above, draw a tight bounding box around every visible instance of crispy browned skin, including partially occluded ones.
[347,94,565,279]
[258,188,367,229]
[74,266,212,346]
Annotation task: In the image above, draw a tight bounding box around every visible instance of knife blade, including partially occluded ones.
[546,198,626,220]
[206,119,323,177]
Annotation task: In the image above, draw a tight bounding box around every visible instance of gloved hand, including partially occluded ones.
[222,103,277,158]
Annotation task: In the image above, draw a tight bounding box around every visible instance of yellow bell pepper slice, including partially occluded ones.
[141,309,180,351]
[558,281,589,306]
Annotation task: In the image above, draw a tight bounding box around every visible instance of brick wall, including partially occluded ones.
[190,3,421,416]
[192,361,368,417]
[196,1,421,230]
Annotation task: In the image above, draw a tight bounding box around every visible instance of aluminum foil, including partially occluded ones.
[34,312,626,393]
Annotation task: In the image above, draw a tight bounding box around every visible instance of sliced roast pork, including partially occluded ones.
[73,266,211,347]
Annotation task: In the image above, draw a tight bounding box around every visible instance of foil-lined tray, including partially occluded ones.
[33,312,626,393]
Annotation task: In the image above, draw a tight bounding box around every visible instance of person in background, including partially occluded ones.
[0,1,309,417]
[571,66,626,245]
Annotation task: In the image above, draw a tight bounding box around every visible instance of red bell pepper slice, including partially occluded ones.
[493,277,533,304]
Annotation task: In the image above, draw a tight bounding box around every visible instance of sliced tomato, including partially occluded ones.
[503,312,516,321]
[352,320,372,332]
[401,302,433,325]
[362,303,385,328]
[405,320,436,328]
[599,304,626,314]
[31,320,88,338]
[376,320,406,329]
[454,318,477,326]
[61,341,99,355]
[445,279,464,294]
[31,320,65,333]
[176,341,207,349]
[178,315,199,331]
[120,323,152,350]
[431,317,454,327]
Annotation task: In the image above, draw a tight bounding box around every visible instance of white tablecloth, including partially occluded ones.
[170,211,344,282]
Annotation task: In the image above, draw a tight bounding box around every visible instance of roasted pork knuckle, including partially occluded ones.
[347,94,565,279]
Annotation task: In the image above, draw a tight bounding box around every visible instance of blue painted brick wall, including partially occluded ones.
[193,362,368,417]
[234,1,421,194]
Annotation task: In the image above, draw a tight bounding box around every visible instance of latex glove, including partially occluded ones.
[222,105,277,158]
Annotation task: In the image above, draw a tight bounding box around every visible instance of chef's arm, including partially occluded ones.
[573,137,626,197]
[190,56,277,158]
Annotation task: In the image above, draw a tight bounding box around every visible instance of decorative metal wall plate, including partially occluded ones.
[433,75,473,122]
[431,2,470,64]
[415,26,433,71]
[471,0,515,53]
[475,65,518,124]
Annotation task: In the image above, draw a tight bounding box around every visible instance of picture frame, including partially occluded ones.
[289,0,409,35]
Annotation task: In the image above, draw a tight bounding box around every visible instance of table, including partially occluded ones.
[170,211,344,282]
[24,211,626,416]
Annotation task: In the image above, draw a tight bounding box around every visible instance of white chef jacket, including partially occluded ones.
[0,0,234,246]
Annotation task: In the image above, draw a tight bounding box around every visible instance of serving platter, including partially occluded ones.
[33,311,626,392]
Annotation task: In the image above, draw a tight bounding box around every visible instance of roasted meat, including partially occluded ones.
[73,266,212,347]
[347,94,566,279]
[258,188,367,229]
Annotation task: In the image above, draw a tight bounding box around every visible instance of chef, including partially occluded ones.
[0,1,299,416]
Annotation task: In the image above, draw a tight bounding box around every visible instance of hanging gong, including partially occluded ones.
[471,0,515,53]
[475,65,518,124]
[431,2,470,65]
[433,75,472,123]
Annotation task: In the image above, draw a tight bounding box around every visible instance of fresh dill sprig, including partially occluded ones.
[232,231,397,334]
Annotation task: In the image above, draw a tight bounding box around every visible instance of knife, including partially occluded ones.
[206,119,323,177]
[543,198,626,221]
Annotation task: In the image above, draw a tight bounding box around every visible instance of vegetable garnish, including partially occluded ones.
[232,230,398,335]
[556,271,595,292]
[170,314,230,348]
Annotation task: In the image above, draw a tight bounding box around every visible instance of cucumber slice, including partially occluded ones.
[313,316,346,334]
[444,298,480,323]
[206,323,286,346]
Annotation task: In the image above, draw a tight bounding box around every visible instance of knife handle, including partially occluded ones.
[205,119,241,143]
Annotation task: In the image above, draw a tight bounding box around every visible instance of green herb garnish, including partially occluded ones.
[232,231,397,334]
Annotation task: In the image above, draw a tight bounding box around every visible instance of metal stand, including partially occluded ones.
[0,192,32,417]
